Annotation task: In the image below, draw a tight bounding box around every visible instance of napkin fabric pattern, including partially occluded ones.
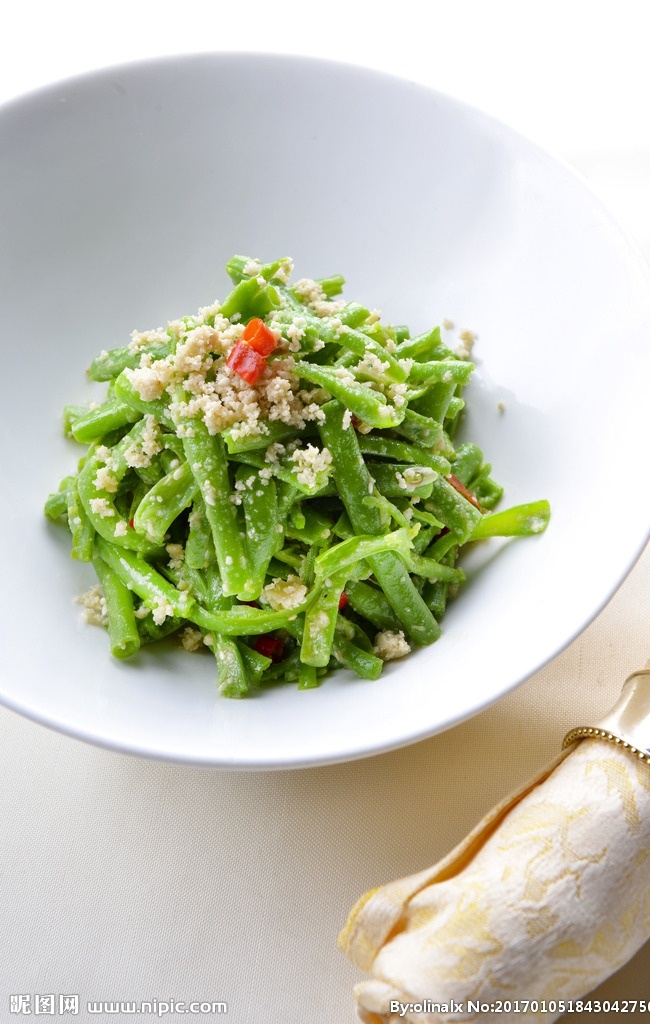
[339,739,650,1023]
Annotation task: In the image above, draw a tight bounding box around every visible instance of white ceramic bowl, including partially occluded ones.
[2,53,650,768]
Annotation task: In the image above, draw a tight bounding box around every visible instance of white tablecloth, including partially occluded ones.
[3,3,650,1020]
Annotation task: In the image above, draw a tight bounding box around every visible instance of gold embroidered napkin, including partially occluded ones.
[339,672,650,1023]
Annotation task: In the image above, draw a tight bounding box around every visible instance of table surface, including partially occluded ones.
[3,2,650,1020]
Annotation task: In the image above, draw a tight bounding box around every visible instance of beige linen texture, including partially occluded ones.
[339,738,650,1023]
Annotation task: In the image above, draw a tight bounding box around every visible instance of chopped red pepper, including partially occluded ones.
[338,592,349,610]
[447,473,483,511]
[254,635,285,662]
[227,340,267,384]
[242,317,277,357]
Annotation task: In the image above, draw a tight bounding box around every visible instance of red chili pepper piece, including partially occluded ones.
[254,635,285,662]
[338,592,349,610]
[226,340,267,384]
[242,317,277,357]
[128,516,135,529]
[240,600,260,608]
[447,473,483,511]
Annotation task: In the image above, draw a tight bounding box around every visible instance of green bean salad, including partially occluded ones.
[45,255,550,696]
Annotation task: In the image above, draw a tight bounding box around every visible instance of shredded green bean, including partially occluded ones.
[45,254,550,696]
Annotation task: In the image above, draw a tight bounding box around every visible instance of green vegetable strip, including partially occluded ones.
[364,491,410,531]
[365,462,436,499]
[131,458,164,489]
[425,477,482,542]
[194,599,319,637]
[113,370,174,428]
[342,618,371,649]
[317,402,381,536]
[259,650,300,684]
[427,531,461,562]
[176,407,251,598]
[270,549,302,571]
[404,504,444,529]
[313,528,414,582]
[126,476,149,524]
[89,339,173,382]
[298,315,404,375]
[470,500,551,540]
[63,405,89,437]
[301,571,348,667]
[411,380,457,425]
[334,327,408,383]
[218,276,281,320]
[406,554,465,584]
[408,359,474,385]
[288,505,304,530]
[392,409,444,448]
[332,635,383,680]
[344,581,402,632]
[180,556,235,617]
[356,436,450,475]
[274,297,406,379]
[137,615,184,644]
[156,561,319,638]
[451,442,484,485]
[368,553,442,644]
[422,570,453,619]
[66,478,95,562]
[411,524,442,555]
[176,562,212,610]
[338,302,371,327]
[92,552,141,659]
[225,254,290,285]
[45,477,74,522]
[316,274,345,298]
[76,421,164,555]
[276,480,301,521]
[205,633,250,699]
[222,420,299,454]
[71,395,140,443]
[237,466,280,600]
[185,498,212,569]
[236,641,272,685]
[230,448,332,496]
[297,662,320,690]
[318,401,440,644]
[284,506,333,546]
[469,466,504,509]
[394,326,444,361]
[296,364,405,428]
[94,536,195,621]
[445,396,466,431]
[133,460,197,545]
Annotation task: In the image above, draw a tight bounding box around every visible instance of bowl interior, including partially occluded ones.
[2,53,650,767]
